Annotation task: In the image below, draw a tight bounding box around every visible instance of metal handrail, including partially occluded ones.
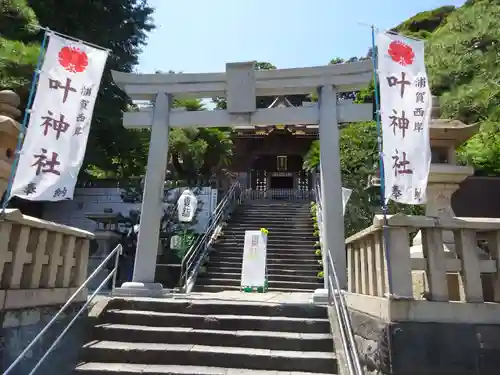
[314,181,363,375]
[179,182,241,292]
[4,244,123,375]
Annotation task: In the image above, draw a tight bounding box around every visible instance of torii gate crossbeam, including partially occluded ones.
[111,61,373,297]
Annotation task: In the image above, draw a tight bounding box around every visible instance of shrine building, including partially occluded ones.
[228,95,318,199]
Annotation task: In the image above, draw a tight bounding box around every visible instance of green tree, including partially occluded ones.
[169,98,233,182]
[0,0,40,96]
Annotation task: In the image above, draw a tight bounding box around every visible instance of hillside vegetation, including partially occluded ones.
[399,0,500,175]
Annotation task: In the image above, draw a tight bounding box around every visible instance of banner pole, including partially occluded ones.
[371,26,394,297]
[1,30,51,211]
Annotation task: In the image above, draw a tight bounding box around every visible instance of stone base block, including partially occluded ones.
[112,282,165,298]
[349,304,500,375]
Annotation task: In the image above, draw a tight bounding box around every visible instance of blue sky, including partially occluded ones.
[138,0,465,74]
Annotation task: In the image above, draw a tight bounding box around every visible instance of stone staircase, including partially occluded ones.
[195,202,323,293]
[74,298,337,374]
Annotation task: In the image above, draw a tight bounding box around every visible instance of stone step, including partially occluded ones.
[222,232,315,238]
[227,227,313,233]
[230,215,312,221]
[237,207,311,211]
[80,341,336,373]
[217,239,316,246]
[230,218,312,223]
[238,207,311,211]
[74,362,335,375]
[206,265,319,277]
[229,221,312,227]
[197,278,322,290]
[208,256,319,268]
[102,310,330,333]
[210,251,318,259]
[92,324,333,352]
[212,251,318,259]
[215,242,316,250]
[208,260,321,269]
[224,226,313,232]
[194,285,319,293]
[199,272,321,284]
[214,249,318,256]
[106,299,328,319]
[229,221,312,226]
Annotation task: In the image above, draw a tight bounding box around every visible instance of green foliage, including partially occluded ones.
[424,0,500,175]
[0,0,39,40]
[393,6,456,39]
[168,98,233,181]
[457,122,500,175]
[0,0,40,93]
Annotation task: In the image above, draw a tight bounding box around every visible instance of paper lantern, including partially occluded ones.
[177,189,198,223]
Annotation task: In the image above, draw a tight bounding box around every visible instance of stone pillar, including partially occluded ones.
[0,90,22,198]
[318,85,346,289]
[87,231,122,291]
[117,92,171,297]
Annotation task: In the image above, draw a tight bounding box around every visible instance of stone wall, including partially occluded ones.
[350,308,500,375]
[42,186,218,234]
[1,303,88,375]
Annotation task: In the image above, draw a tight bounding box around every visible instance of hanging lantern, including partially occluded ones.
[177,189,198,223]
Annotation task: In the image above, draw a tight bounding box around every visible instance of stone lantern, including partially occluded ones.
[0,90,22,198]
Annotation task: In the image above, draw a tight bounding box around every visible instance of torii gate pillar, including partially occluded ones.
[112,60,373,297]
[318,85,347,290]
[118,92,172,297]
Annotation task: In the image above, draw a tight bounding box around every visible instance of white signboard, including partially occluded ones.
[10,34,108,201]
[210,188,218,215]
[376,32,431,205]
[241,230,267,289]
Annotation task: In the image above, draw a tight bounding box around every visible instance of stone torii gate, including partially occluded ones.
[112,61,373,296]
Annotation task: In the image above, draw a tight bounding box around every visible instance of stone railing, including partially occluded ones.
[0,209,94,309]
[346,214,500,303]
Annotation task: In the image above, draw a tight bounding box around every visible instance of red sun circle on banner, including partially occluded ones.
[388,40,415,66]
[58,46,88,73]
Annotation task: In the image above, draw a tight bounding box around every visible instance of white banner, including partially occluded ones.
[376,32,431,205]
[10,33,108,201]
[241,230,267,289]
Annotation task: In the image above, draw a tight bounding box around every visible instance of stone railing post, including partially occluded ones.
[0,209,94,309]
[346,214,500,303]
